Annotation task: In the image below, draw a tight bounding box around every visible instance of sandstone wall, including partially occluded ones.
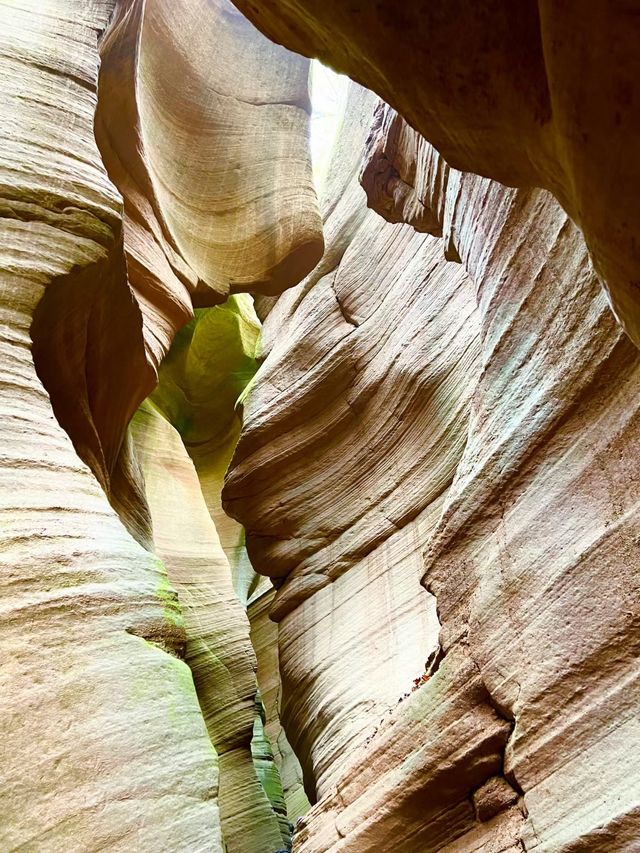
[232,0,640,352]
[3,1,639,851]
[224,83,640,852]
[0,1,319,849]
[0,2,221,849]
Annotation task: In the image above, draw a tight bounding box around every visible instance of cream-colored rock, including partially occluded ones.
[98,0,323,311]
[226,84,640,851]
[366,108,640,850]
[151,296,269,604]
[131,401,287,852]
[1,0,323,848]
[7,1,640,850]
[0,2,221,849]
[224,83,482,803]
[28,0,323,546]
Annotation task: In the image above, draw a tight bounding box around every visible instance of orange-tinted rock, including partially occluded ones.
[226,84,640,851]
[232,0,640,350]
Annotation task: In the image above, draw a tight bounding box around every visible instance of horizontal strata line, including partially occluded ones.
[0,203,117,246]
[5,52,95,93]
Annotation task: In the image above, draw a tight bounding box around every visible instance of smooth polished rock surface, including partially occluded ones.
[30,0,323,544]
[0,1,320,849]
[131,401,288,852]
[225,82,482,807]
[5,1,640,851]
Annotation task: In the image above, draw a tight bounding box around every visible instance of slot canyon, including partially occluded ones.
[1,1,639,851]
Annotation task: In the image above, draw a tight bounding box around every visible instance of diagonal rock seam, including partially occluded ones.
[3,2,640,852]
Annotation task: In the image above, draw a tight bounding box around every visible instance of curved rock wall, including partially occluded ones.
[32,0,323,545]
[4,1,640,851]
[0,2,221,849]
[224,83,481,803]
[225,83,640,851]
[143,298,296,850]
[249,589,311,824]
[1,1,319,850]
[231,0,640,352]
[131,399,288,851]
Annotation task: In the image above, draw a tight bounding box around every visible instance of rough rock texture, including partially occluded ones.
[232,0,640,352]
[249,588,311,822]
[0,2,222,849]
[225,82,640,851]
[1,0,319,849]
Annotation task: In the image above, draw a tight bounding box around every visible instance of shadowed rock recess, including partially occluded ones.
[1,1,638,852]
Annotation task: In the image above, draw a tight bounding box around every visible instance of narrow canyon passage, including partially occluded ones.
[1,2,639,853]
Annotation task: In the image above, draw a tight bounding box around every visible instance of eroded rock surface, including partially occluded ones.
[225,84,640,851]
[131,400,288,852]
[32,0,323,546]
[1,0,319,849]
[4,1,640,851]
[232,0,640,352]
[224,83,481,807]
[0,2,221,849]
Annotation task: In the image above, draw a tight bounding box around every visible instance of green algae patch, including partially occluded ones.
[154,563,183,630]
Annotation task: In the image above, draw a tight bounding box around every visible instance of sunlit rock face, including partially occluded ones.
[130,399,288,852]
[32,0,323,546]
[226,81,640,852]
[232,0,640,354]
[0,2,221,849]
[4,0,640,851]
[224,82,483,803]
[143,298,296,851]
[0,0,319,850]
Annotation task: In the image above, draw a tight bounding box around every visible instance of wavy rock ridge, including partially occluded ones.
[1,0,319,850]
[224,78,640,853]
[2,1,640,852]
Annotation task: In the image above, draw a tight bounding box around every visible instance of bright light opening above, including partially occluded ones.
[310,60,349,195]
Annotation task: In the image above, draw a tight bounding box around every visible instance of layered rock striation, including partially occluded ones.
[3,1,640,852]
[225,82,640,851]
[1,1,320,850]
[232,0,640,353]
[0,2,221,849]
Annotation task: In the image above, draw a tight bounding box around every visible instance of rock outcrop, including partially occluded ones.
[231,0,640,353]
[1,0,319,850]
[0,2,221,849]
[3,1,640,851]
[224,81,640,851]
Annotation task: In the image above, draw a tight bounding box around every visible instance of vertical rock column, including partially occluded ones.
[0,2,222,849]
[131,400,288,852]
[224,83,482,804]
